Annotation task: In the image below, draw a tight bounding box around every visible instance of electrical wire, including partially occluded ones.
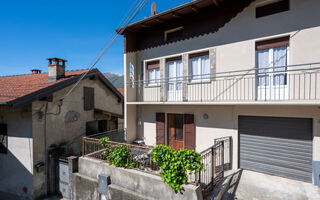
[61,0,149,100]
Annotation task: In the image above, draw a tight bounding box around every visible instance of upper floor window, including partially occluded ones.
[164,27,183,42]
[147,61,160,85]
[190,52,210,81]
[256,0,289,18]
[256,36,289,86]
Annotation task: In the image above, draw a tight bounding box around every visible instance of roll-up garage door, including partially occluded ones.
[239,116,313,182]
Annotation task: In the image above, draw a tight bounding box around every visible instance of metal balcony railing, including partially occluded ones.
[127,62,320,103]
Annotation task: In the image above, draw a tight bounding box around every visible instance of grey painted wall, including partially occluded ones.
[0,105,33,198]
[32,77,123,198]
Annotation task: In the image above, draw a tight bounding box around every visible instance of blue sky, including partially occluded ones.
[0,0,189,76]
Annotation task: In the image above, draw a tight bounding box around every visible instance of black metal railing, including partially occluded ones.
[200,142,224,197]
[215,136,232,170]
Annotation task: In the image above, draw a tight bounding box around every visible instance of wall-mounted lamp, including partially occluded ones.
[203,113,209,119]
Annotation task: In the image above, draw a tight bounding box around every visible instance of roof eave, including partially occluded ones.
[117,0,206,34]
[9,69,123,110]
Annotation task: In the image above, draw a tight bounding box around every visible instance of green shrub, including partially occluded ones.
[109,145,129,167]
[100,137,110,146]
[151,145,203,193]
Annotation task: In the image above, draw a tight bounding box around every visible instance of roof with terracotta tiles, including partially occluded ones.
[117,88,124,96]
[0,69,88,103]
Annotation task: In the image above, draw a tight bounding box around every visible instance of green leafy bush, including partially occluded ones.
[100,137,111,160]
[100,137,110,146]
[151,145,203,193]
[109,145,129,167]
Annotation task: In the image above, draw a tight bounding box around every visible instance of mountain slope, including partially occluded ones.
[104,72,124,88]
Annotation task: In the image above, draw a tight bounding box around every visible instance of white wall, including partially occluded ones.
[0,106,33,198]
[136,105,320,169]
[124,0,320,103]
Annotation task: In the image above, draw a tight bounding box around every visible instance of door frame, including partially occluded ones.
[166,113,184,150]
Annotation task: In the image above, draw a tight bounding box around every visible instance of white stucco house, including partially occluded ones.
[0,58,123,199]
[120,0,320,188]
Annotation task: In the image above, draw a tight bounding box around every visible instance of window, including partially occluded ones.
[0,124,8,154]
[98,120,108,133]
[146,61,160,85]
[256,36,289,86]
[129,62,134,88]
[167,58,183,101]
[256,0,289,18]
[190,52,210,81]
[84,87,94,110]
[174,114,183,140]
[164,27,183,42]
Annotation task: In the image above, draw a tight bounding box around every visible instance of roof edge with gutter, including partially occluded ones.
[4,69,123,110]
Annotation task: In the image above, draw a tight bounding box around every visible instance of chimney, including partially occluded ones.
[151,2,157,16]
[47,57,67,82]
[31,69,42,74]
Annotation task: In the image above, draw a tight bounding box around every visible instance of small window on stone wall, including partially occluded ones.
[84,87,94,110]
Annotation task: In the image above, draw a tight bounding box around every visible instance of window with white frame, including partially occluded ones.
[256,36,289,86]
[189,52,210,81]
[146,61,160,85]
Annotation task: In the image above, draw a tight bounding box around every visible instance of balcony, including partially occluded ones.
[127,62,320,104]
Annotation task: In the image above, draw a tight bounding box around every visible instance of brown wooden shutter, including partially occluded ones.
[156,113,165,145]
[84,87,94,110]
[184,114,195,150]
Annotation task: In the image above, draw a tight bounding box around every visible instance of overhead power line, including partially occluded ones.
[61,0,149,100]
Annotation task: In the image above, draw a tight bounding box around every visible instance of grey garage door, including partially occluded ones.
[239,116,313,182]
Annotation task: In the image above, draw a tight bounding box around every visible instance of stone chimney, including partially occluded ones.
[151,2,157,16]
[31,69,42,74]
[47,57,67,81]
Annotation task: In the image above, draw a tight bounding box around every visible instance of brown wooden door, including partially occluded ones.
[167,114,184,150]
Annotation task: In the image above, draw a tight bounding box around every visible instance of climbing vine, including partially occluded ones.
[151,145,203,193]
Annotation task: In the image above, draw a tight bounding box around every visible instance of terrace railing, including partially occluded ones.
[127,62,320,103]
[82,132,231,195]
[199,137,232,198]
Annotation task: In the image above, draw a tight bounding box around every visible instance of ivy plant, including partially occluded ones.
[100,137,112,161]
[109,144,129,167]
[151,145,203,193]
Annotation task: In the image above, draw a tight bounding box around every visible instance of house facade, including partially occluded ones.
[121,0,320,186]
[0,58,123,199]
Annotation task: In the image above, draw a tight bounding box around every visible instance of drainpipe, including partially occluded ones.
[43,102,49,196]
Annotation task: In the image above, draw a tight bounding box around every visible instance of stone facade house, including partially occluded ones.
[0,58,123,199]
